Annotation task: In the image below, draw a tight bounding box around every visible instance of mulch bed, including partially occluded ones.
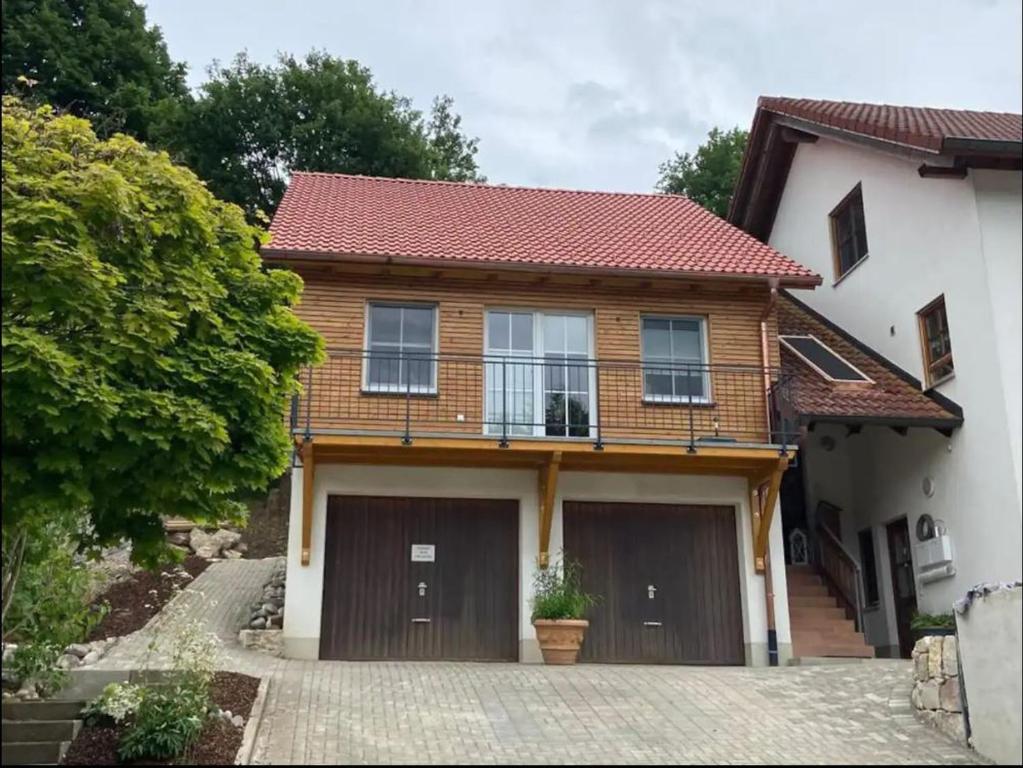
[62,672,260,766]
[87,556,210,641]
[240,475,290,558]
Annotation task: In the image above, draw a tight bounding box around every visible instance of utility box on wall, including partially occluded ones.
[915,533,955,583]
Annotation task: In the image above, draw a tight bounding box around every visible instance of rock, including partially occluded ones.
[211,528,242,550]
[66,643,91,658]
[189,528,222,559]
[261,602,277,614]
[16,683,39,701]
[56,654,81,671]
[932,710,966,742]
[231,714,245,728]
[234,542,248,554]
[2,668,20,691]
[81,651,101,666]
[942,636,959,677]
[167,531,190,546]
[223,549,243,559]
[238,629,284,656]
[911,683,923,709]
[911,636,930,658]
[914,651,929,682]
[940,678,962,712]
[919,680,940,710]
[927,636,944,678]
[2,644,18,664]
[249,617,267,629]
[269,613,283,629]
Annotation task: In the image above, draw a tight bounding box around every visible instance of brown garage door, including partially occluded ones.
[319,496,518,661]
[564,501,744,665]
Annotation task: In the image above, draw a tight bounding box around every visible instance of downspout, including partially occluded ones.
[760,278,780,666]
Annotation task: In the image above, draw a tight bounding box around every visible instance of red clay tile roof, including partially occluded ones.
[758,97,1022,154]
[264,173,820,285]
[778,293,961,427]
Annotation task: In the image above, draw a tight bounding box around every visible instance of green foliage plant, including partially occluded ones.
[910,611,956,631]
[657,126,749,218]
[531,555,598,622]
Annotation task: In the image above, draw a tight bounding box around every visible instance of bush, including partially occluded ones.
[117,686,207,762]
[83,682,144,725]
[531,555,598,621]
[910,611,956,631]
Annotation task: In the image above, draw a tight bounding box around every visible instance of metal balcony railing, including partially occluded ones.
[292,349,795,451]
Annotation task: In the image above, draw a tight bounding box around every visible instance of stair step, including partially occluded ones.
[790,617,857,634]
[1,740,68,765]
[787,583,831,598]
[2,719,79,742]
[793,628,869,644]
[2,701,85,721]
[793,642,875,658]
[789,605,847,621]
[789,595,840,608]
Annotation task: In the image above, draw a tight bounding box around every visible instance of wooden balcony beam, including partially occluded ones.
[751,456,788,572]
[300,439,315,566]
[537,451,562,569]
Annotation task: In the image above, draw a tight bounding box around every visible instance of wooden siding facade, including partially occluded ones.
[288,262,783,445]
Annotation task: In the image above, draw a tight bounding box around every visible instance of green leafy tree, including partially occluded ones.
[1,98,324,623]
[656,127,749,218]
[1,0,189,141]
[166,51,482,218]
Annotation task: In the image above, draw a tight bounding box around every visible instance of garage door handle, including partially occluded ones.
[643,621,663,627]
[411,618,431,624]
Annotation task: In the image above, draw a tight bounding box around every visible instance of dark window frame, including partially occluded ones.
[829,183,869,281]
[857,527,880,608]
[917,295,954,388]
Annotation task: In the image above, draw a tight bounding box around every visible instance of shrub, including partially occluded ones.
[117,686,207,762]
[910,611,956,631]
[531,555,598,621]
[83,682,144,725]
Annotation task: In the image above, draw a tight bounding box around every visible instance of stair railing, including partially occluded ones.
[815,521,865,633]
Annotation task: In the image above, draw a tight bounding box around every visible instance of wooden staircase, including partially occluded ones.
[787,564,874,659]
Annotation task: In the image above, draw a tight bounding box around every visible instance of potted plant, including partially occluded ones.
[530,555,598,665]
[910,611,956,641]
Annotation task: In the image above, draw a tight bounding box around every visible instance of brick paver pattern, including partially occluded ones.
[100,560,984,765]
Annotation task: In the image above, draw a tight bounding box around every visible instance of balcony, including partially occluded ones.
[292,349,794,451]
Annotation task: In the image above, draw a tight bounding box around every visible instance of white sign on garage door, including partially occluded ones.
[410,544,435,562]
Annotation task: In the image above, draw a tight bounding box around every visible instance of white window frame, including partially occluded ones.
[779,334,874,384]
[362,301,439,394]
[640,314,712,404]
[483,308,596,438]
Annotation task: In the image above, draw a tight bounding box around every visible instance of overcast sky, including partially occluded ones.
[146,0,1022,193]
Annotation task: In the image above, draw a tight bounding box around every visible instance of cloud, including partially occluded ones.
[146,0,1022,193]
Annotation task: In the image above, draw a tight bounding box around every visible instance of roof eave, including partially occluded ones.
[799,413,963,432]
[260,247,823,287]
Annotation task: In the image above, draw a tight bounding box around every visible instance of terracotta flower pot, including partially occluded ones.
[533,619,589,665]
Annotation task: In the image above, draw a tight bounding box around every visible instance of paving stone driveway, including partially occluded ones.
[249,659,982,765]
[100,560,982,765]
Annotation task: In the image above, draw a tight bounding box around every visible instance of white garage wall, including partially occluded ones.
[283,463,789,666]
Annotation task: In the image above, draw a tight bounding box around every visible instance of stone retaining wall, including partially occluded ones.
[911,635,964,743]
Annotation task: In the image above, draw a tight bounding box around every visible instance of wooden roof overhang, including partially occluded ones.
[295,434,791,574]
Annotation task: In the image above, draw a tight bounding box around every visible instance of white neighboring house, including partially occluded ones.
[730,97,1022,658]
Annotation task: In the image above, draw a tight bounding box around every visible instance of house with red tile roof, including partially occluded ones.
[264,171,884,667]
[730,97,1022,659]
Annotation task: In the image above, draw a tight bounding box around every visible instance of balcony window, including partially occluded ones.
[641,316,710,403]
[364,303,437,393]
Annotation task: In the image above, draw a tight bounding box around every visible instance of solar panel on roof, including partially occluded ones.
[780,336,869,382]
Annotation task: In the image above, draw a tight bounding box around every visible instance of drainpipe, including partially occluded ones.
[760,278,781,666]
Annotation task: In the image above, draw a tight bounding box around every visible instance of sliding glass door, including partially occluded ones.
[485,310,594,437]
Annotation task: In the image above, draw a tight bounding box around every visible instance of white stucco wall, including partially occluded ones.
[282,463,788,665]
[769,137,1023,627]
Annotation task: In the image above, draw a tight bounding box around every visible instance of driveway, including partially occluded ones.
[246,659,982,765]
[99,560,982,765]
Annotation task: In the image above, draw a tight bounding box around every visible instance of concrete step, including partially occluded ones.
[1,740,69,765]
[789,594,840,608]
[2,700,85,721]
[2,719,79,742]
[793,628,870,645]
[789,605,847,621]
[789,656,873,666]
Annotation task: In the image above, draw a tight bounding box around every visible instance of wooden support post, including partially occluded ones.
[749,481,765,573]
[300,439,315,566]
[537,451,561,569]
[753,458,788,571]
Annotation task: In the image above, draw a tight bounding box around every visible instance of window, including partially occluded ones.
[918,296,953,386]
[779,335,872,383]
[641,316,709,402]
[830,184,869,279]
[364,303,437,392]
[858,528,880,607]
